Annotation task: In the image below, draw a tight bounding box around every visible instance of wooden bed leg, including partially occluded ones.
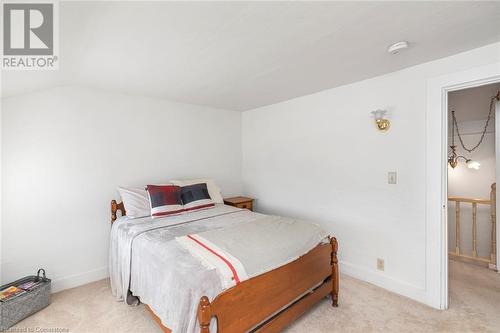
[330,237,339,307]
[198,296,212,333]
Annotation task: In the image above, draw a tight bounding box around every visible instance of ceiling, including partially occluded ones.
[449,82,500,122]
[2,1,500,111]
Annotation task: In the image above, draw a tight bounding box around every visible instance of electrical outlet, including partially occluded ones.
[377,258,385,271]
[388,171,397,184]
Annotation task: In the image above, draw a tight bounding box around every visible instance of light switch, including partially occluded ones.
[388,171,397,184]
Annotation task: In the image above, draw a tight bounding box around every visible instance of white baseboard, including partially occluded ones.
[51,266,109,293]
[51,262,431,305]
[339,260,428,305]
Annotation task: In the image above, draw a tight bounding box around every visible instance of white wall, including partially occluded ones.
[1,86,242,291]
[242,42,500,305]
[0,71,2,284]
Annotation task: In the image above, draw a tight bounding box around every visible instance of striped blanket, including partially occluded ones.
[176,215,329,290]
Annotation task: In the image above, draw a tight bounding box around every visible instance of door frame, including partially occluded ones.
[426,62,500,309]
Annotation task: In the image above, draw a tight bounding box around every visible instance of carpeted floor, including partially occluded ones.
[12,260,500,332]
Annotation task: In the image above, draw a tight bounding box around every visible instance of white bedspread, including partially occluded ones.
[176,215,328,290]
[109,204,327,332]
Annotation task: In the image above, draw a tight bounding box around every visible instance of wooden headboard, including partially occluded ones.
[111,200,126,223]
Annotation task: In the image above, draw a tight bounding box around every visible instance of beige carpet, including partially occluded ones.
[12,260,500,332]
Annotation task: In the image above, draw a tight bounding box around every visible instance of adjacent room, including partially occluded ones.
[1,1,500,332]
[446,82,500,324]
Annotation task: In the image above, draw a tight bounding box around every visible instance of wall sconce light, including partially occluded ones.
[371,110,390,132]
[448,144,481,170]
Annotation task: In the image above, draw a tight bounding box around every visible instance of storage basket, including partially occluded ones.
[0,269,51,331]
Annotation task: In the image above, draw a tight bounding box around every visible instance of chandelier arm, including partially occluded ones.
[453,94,496,153]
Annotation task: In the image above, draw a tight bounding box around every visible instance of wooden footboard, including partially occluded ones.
[198,237,339,333]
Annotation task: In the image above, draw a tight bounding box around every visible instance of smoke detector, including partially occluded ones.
[387,41,409,54]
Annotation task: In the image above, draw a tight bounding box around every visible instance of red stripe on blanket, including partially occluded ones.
[186,234,241,285]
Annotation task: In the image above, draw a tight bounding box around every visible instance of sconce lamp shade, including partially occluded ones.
[371,109,387,120]
[466,160,480,170]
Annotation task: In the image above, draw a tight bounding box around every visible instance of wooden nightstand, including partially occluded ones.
[223,196,254,211]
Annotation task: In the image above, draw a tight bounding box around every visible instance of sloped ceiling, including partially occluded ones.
[449,83,500,122]
[2,1,500,111]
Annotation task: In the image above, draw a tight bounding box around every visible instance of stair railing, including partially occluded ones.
[448,183,497,269]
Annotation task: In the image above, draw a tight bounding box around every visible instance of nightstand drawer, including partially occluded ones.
[224,196,254,211]
[236,202,253,210]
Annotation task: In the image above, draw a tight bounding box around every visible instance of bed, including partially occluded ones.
[110,200,339,333]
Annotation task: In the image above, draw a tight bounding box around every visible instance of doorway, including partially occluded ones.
[447,83,499,270]
[446,83,499,308]
[426,63,500,310]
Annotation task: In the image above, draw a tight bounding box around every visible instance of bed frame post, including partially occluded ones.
[198,296,212,333]
[330,237,339,307]
[111,200,126,224]
[111,200,119,223]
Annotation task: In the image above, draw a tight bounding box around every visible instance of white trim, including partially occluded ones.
[426,62,500,309]
[340,261,426,304]
[51,266,109,293]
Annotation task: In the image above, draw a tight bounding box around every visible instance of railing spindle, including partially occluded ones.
[472,202,478,258]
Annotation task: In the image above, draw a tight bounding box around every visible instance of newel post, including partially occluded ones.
[198,296,212,333]
[330,237,339,307]
[491,183,497,268]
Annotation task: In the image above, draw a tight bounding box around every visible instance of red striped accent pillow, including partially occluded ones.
[146,185,184,218]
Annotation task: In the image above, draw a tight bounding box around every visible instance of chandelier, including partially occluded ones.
[448,91,499,170]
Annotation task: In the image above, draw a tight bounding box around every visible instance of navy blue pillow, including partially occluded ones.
[180,183,215,211]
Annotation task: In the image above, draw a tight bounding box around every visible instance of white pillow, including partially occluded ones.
[170,178,224,204]
[118,186,150,218]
